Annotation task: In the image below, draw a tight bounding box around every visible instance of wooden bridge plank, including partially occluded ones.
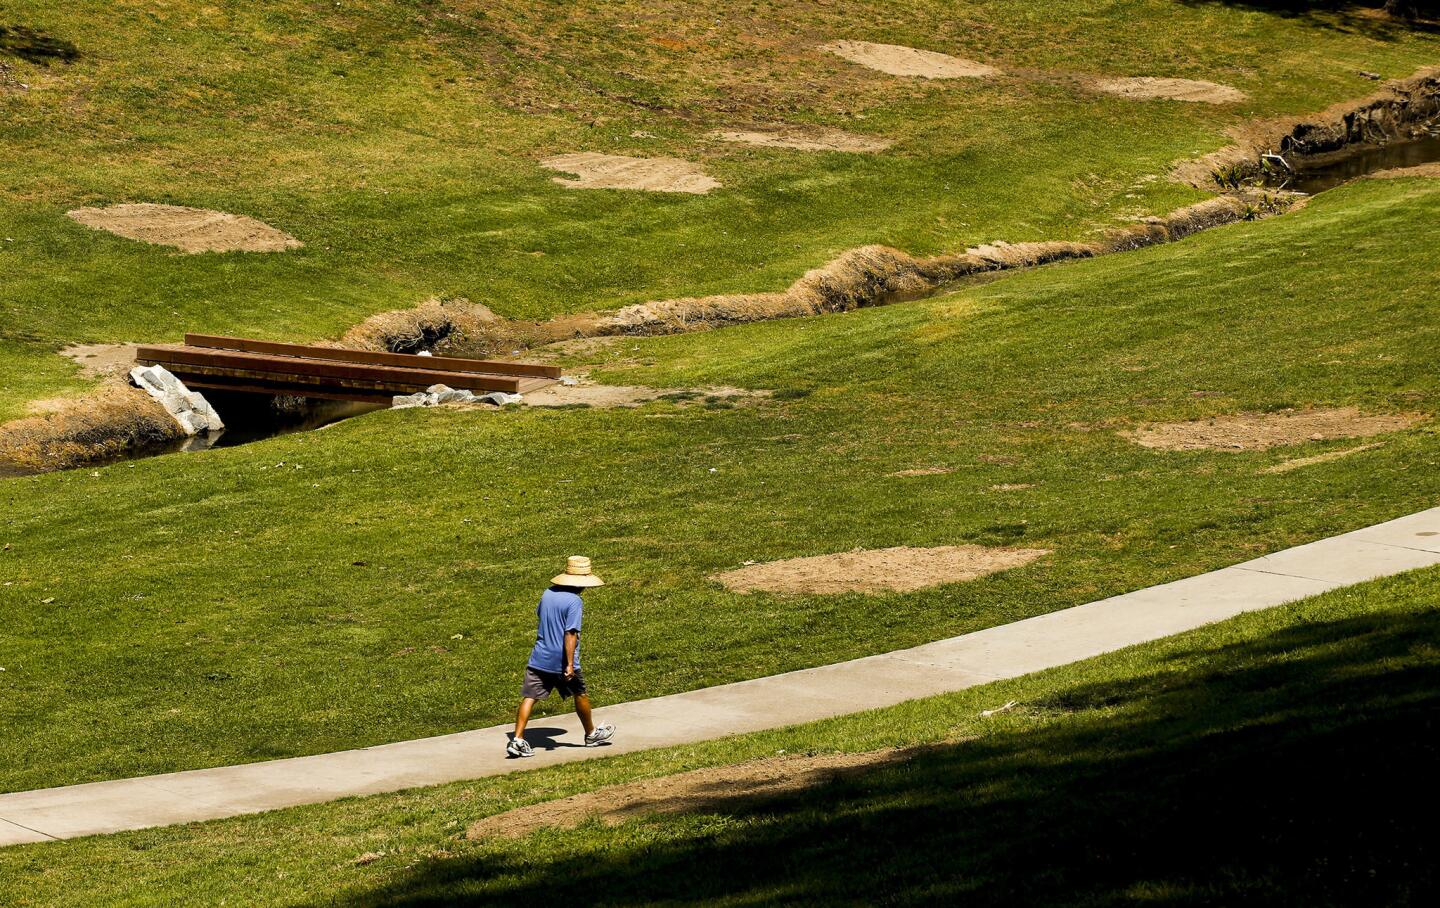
[182,334,560,379]
[136,345,527,394]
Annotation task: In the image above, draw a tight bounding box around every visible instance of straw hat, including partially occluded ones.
[552,555,604,588]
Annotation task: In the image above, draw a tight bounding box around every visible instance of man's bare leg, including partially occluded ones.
[573,693,596,736]
[513,697,537,740]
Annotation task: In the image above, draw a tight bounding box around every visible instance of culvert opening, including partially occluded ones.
[190,392,384,451]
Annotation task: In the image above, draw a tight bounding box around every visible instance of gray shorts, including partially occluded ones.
[521,665,587,701]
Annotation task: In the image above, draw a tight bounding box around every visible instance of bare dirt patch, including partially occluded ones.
[1094,77,1246,104]
[60,343,138,380]
[1262,442,1386,474]
[1124,408,1422,452]
[820,41,998,79]
[888,466,953,477]
[522,382,762,409]
[712,126,892,153]
[714,545,1048,595]
[468,748,918,840]
[65,204,302,253]
[1371,161,1440,179]
[541,153,720,194]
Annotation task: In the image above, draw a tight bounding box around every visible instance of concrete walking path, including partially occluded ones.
[3,507,1439,848]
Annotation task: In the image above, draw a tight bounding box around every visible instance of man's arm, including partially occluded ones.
[563,630,579,679]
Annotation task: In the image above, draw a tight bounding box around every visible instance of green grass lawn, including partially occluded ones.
[3,558,1434,905]
[2,175,1438,792]
[3,1,1439,418]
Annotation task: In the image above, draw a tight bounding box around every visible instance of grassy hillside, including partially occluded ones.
[2,559,1434,905]
[2,175,1438,791]
[3,1,1439,418]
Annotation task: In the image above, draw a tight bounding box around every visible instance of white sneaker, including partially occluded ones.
[584,724,615,747]
[506,737,534,758]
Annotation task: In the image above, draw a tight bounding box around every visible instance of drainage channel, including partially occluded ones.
[1260,132,1440,194]
[1,395,386,480]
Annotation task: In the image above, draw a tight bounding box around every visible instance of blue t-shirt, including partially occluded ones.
[527,587,583,673]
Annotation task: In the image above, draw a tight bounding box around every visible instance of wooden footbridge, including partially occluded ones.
[136,334,560,402]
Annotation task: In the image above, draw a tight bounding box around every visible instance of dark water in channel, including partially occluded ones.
[1261,134,1440,194]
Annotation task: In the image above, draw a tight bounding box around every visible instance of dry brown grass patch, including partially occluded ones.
[467,748,919,840]
[888,466,954,477]
[1124,408,1423,452]
[714,545,1048,595]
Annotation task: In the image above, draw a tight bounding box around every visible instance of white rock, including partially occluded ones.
[479,391,523,406]
[129,365,224,436]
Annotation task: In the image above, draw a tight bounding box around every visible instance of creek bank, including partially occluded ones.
[1178,67,1440,191]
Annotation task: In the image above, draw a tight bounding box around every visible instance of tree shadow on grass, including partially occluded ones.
[336,607,1440,905]
[1178,1,1440,37]
[0,24,79,65]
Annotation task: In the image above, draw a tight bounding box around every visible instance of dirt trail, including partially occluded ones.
[467,747,919,840]
[541,153,720,193]
[820,40,998,79]
[1124,408,1422,452]
[66,204,302,253]
[714,545,1048,595]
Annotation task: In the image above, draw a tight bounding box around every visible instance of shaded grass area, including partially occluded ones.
[2,561,1435,906]
[3,0,1439,411]
[1,177,1439,791]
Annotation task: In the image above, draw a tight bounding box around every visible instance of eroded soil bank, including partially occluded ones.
[1178,68,1440,190]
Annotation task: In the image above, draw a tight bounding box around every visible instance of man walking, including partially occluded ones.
[507,556,615,757]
